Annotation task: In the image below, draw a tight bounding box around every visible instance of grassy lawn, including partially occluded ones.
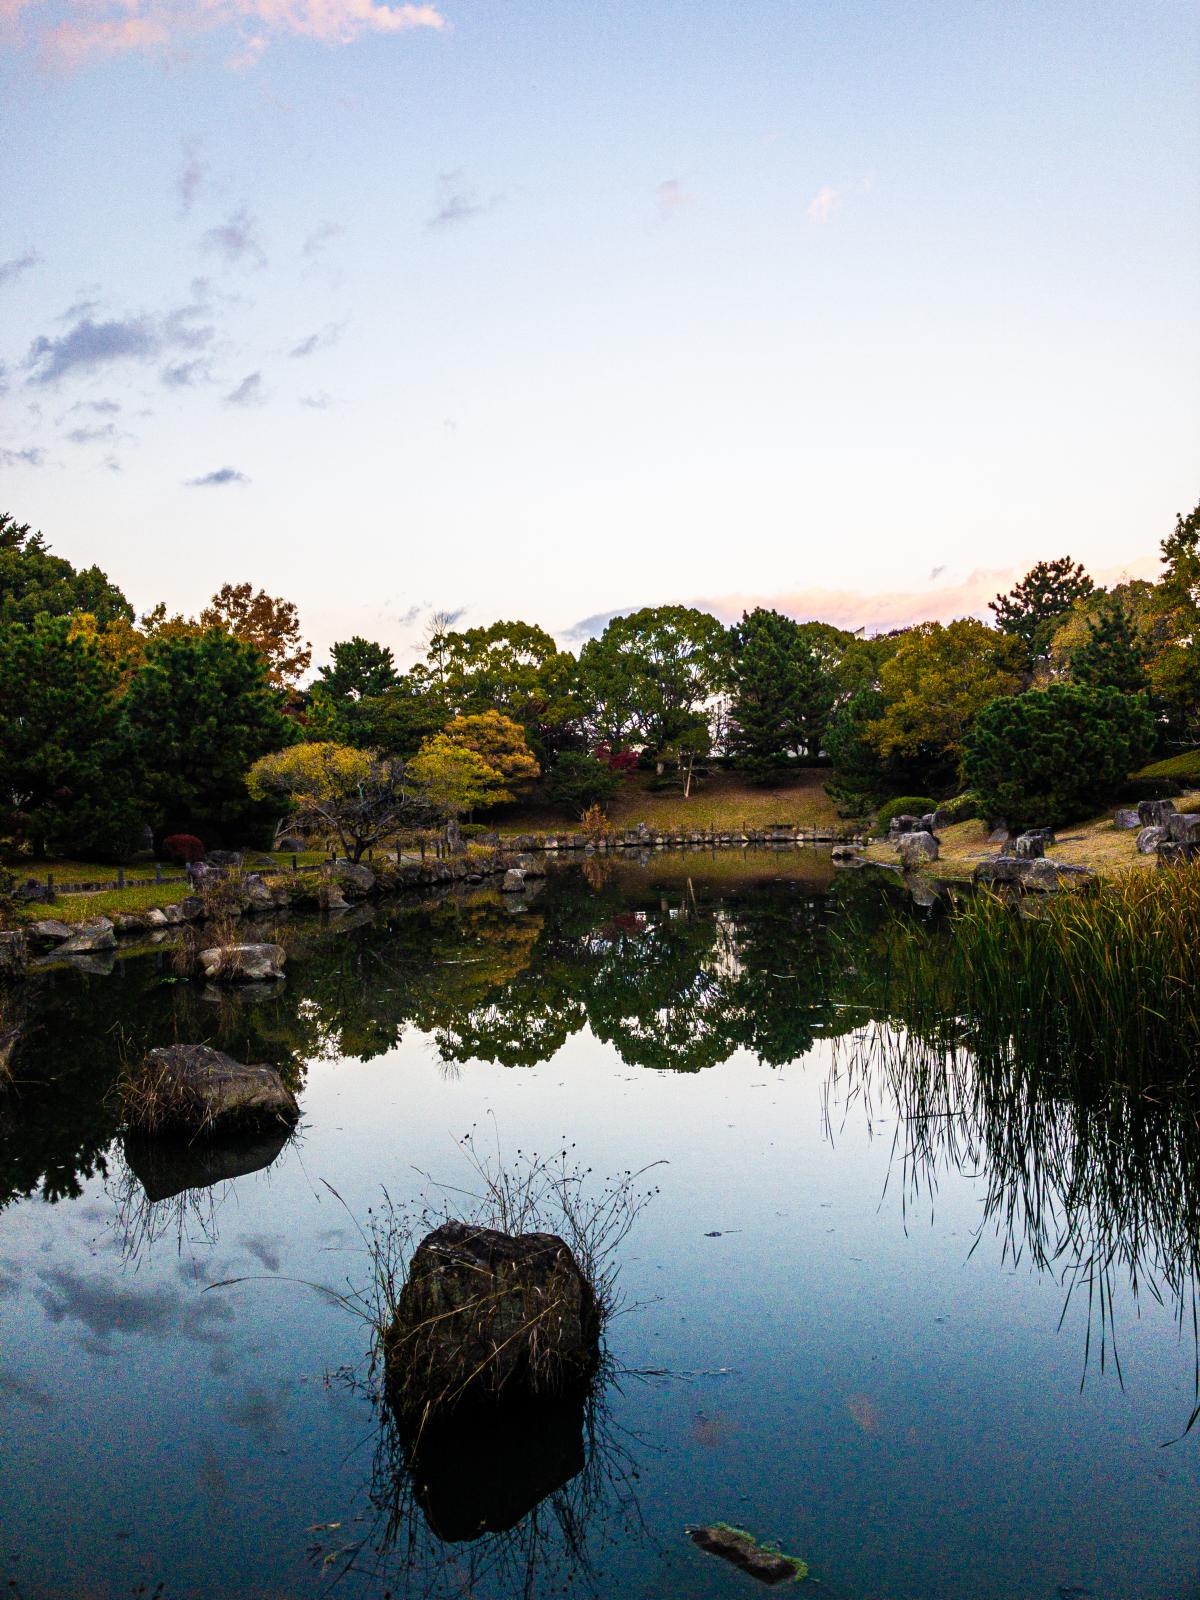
[862,789,1200,881]
[496,768,843,835]
[28,882,191,924]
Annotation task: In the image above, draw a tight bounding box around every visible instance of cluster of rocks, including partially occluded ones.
[1114,798,1200,864]
[972,826,1096,891]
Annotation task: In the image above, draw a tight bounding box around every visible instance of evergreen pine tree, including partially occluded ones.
[1072,598,1149,694]
[728,608,837,779]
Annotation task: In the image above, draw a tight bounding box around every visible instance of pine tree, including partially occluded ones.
[728,608,837,779]
[990,556,1094,667]
[1072,598,1149,694]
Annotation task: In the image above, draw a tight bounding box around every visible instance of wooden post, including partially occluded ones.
[46,873,54,898]
[292,853,298,873]
[154,863,162,884]
[117,865,125,889]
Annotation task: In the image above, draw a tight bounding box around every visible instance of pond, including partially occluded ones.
[1,851,1197,1600]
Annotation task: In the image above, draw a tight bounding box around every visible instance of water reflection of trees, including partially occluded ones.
[831,1019,1200,1431]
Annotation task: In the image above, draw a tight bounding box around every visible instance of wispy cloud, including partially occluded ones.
[299,391,332,409]
[0,252,41,288]
[186,466,249,487]
[65,422,120,444]
[225,371,265,406]
[63,397,121,418]
[806,185,838,224]
[25,302,212,385]
[178,141,206,215]
[24,0,446,70]
[161,357,211,387]
[0,446,44,467]
[289,321,344,358]
[302,221,344,257]
[426,170,501,230]
[561,606,640,644]
[201,207,266,269]
[654,178,695,222]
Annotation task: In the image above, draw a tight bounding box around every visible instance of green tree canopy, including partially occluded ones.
[576,604,728,756]
[436,620,578,755]
[1070,596,1150,694]
[868,619,1025,789]
[316,635,399,702]
[1148,500,1200,741]
[963,684,1154,829]
[124,629,299,842]
[727,608,840,776]
[989,556,1094,667]
[0,513,133,629]
[0,615,140,857]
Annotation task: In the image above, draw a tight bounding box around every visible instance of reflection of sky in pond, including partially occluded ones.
[0,861,1197,1599]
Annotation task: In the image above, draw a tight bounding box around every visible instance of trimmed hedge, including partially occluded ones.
[875,795,937,831]
[1132,748,1200,785]
[938,790,980,824]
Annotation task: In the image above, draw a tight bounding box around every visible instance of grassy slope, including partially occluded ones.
[863,789,1200,881]
[496,768,842,835]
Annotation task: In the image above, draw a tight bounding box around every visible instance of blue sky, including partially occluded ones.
[1,0,1197,665]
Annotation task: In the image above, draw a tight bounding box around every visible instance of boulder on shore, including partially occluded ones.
[1013,828,1055,859]
[28,919,72,944]
[126,1043,299,1137]
[1137,799,1177,828]
[198,943,285,981]
[500,868,527,893]
[333,860,376,897]
[58,918,116,954]
[385,1220,600,1420]
[897,830,939,868]
[1113,808,1141,831]
[1136,825,1167,854]
[974,857,1095,891]
[0,930,28,975]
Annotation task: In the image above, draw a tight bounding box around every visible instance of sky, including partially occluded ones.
[1,0,1197,668]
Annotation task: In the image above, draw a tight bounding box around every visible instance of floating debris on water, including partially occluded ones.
[685,1522,808,1584]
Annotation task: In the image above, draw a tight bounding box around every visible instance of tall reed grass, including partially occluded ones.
[875,862,1200,1096]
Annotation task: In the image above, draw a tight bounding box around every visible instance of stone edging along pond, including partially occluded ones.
[0,825,865,979]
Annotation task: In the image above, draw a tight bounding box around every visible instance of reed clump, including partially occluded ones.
[881,861,1200,1096]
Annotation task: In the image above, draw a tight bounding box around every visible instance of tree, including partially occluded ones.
[989,557,1094,668]
[0,616,140,857]
[246,743,426,861]
[868,620,1025,790]
[545,753,621,817]
[0,512,132,629]
[436,620,578,756]
[307,672,449,758]
[124,630,299,841]
[1148,500,1200,742]
[1071,597,1150,694]
[576,605,728,756]
[962,684,1154,828]
[727,608,839,777]
[441,711,540,794]
[825,687,889,815]
[198,582,311,690]
[406,736,508,820]
[316,636,398,702]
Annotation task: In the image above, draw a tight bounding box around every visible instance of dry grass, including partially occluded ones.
[115,1053,220,1137]
[498,767,841,836]
[862,790,1200,882]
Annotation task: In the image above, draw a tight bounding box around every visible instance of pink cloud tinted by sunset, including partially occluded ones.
[695,557,1160,634]
[4,0,445,68]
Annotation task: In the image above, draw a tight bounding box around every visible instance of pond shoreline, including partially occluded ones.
[0,828,865,979]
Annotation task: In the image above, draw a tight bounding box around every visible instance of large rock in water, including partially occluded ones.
[385,1220,600,1419]
[129,1044,299,1137]
[198,943,285,981]
[58,918,116,954]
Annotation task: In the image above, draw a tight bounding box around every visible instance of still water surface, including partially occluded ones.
[1,852,1197,1599]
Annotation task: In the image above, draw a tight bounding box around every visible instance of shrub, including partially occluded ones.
[594,743,638,774]
[937,790,980,824]
[545,753,621,818]
[1112,776,1182,802]
[163,833,205,864]
[875,795,937,832]
[1132,748,1200,786]
[962,684,1155,830]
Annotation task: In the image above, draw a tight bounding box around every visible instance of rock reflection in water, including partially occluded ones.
[122,1125,293,1203]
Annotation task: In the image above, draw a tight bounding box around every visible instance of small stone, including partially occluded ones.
[29,918,73,943]
[58,918,117,954]
[1113,808,1140,830]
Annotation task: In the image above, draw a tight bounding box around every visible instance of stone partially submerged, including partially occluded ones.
[686,1524,808,1585]
[198,943,285,981]
[122,1043,299,1138]
[384,1220,600,1420]
[896,830,938,868]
